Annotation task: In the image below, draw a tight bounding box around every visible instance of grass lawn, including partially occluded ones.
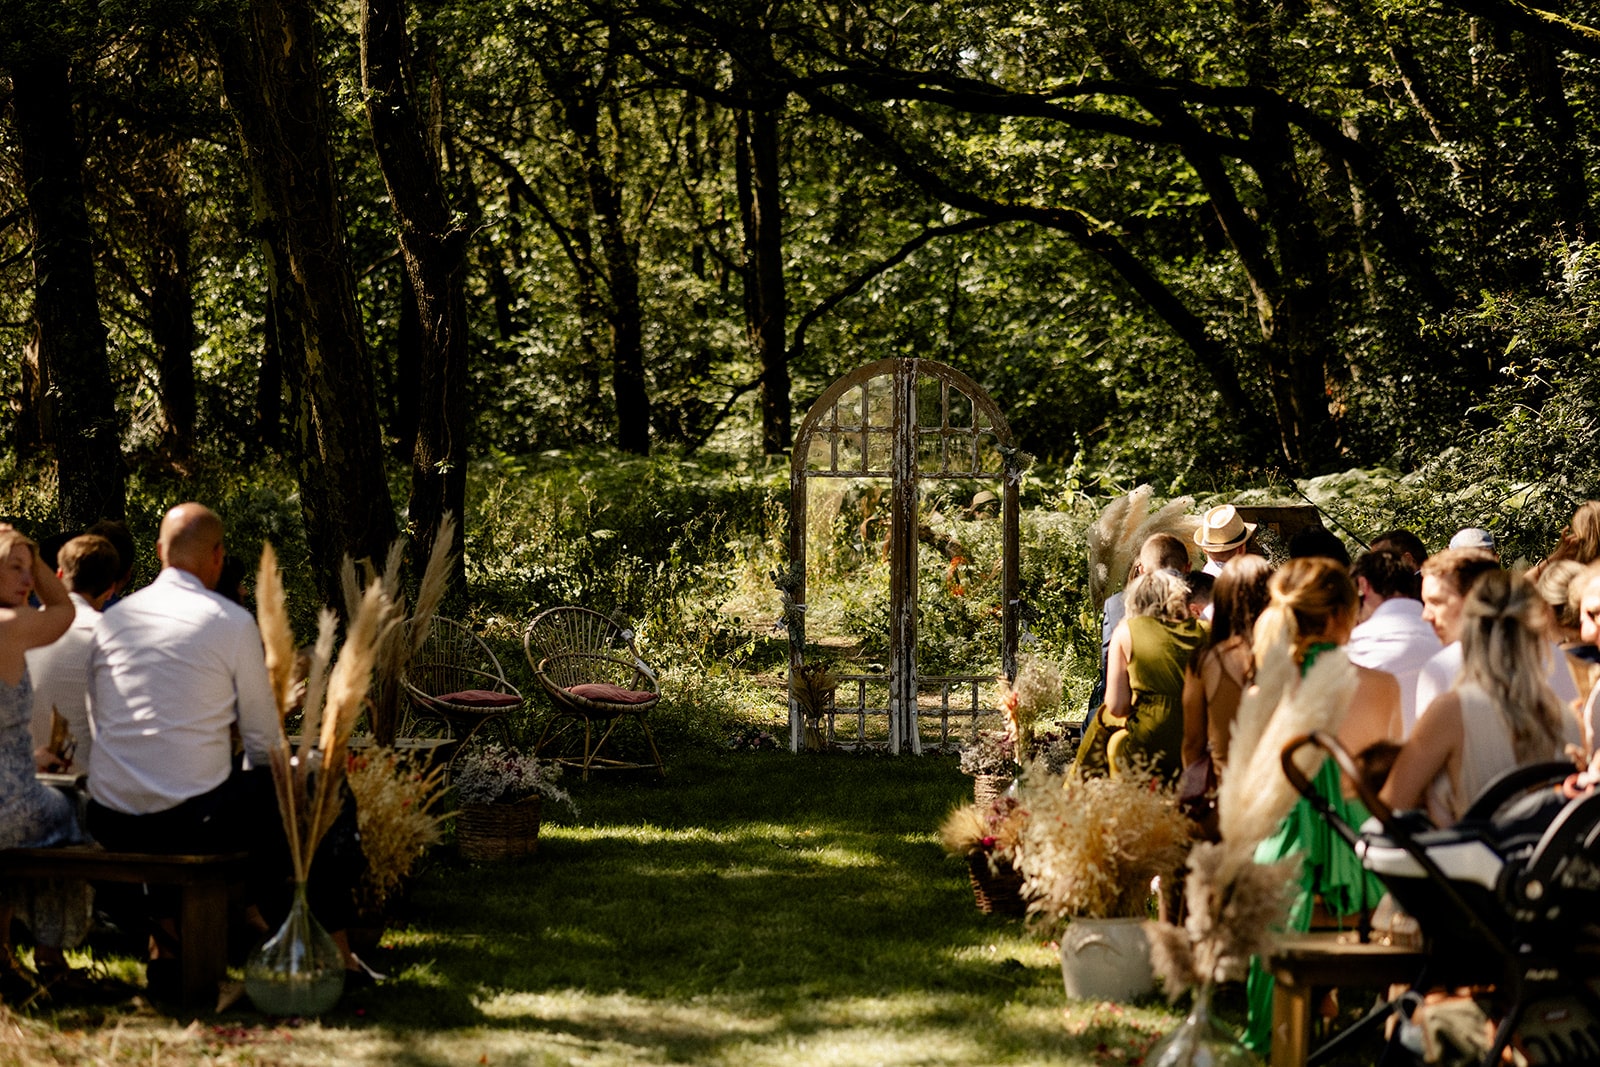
[8,752,1220,1066]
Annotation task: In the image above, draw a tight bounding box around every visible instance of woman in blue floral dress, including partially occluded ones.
[0,526,84,985]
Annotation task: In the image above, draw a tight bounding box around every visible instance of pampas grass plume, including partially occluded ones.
[939,806,988,857]
[256,544,296,719]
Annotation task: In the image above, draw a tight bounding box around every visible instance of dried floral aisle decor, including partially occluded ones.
[345,748,448,952]
[453,744,572,862]
[1013,761,1192,1002]
[958,655,1069,805]
[792,662,837,752]
[939,795,1030,916]
[246,544,401,1016]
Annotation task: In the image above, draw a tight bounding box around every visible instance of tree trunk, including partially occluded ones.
[10,48,126,526]
[736,101,791,454]
[13,325,47,453]
[146,136,197,460]
[212,0,398,600]
[360,0,469,595]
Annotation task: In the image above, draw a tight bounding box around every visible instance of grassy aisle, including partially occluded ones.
[10,752,1194,1066]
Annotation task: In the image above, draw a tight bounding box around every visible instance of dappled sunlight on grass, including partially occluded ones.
[10,753,1206,1065]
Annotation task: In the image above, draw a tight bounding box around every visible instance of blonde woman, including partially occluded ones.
[0,526,82,989]
[1089,568,1206,781]
[1381,570,1569,827]
[1242,556,1400,1054]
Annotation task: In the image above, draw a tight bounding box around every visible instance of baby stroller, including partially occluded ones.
[1280,731,1600,1066]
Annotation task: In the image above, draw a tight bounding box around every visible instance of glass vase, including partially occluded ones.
[1145,984,1260,1067]
[244,881,345,1016]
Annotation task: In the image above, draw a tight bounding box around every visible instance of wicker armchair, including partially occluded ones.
[524,606,664,780]
[399,618,523,758]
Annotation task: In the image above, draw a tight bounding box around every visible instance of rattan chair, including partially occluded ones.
[399,618,523,758]
[524,606,664,780]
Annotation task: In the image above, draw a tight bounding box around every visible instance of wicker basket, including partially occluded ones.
[972,773,1013,809]
[457,796,543,861]
[967,853,1028,917]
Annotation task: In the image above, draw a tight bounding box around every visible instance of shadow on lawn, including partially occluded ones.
[365,751,1051,1018]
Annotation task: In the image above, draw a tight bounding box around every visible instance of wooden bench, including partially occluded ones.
[1266,932,1426,1066]
[0,845,249,1009]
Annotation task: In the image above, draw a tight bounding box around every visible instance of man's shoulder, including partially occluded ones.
[1421,642,1462,677]
[93,572,256,638]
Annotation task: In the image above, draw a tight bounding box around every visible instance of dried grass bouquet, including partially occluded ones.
[1001,655,1061,757]
[958,728,1015,776]
[346,747,449,912]
[455,744,574,811]
[939,794,1029,873]
[1014,760,1193,924]
[257,544,401,885]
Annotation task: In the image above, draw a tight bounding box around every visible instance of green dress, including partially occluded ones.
[1242,645,1387,1054]
[1120,615,1206,782]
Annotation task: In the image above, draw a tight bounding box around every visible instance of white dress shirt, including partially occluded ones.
[86,567,279,815]
[26,591,99,770]
[1415,640,1582,746]
[1345,598,1442,736]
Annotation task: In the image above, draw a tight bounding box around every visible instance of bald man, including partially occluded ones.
[84,503,279,852]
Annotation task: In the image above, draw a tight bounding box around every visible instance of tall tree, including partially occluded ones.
[360,0,470,589]
[212,0,398,595]
[4,4,126,525]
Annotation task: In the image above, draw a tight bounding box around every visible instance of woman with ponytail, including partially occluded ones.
[1241,557,1402,1053]
[1381,570,1570,826]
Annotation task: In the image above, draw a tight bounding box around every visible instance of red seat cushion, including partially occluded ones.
[567,682,655,705]
[427,689,521,708]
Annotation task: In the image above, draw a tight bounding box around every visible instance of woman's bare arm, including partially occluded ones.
[1380,691,1462,814]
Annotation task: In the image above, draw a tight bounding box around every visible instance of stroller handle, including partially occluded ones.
[1280,730,1396,837]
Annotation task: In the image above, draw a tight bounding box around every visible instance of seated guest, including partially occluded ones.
[27,534,121,774]
[1241,556,1400,1053]
[1088,533,1192,721]
[1095,567,1206,781]
[1181,554,1271,778]
[1371,529,1429,583]
[84,519,138,607]
[86,503,363,990]
[0,526,85,987]
[1346,549,1442,736]
[1416,548,1580,734]
[1381,571,1569,827]
[1183,570,1214,622]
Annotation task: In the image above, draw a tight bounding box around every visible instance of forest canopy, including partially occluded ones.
[3,0,1600,579]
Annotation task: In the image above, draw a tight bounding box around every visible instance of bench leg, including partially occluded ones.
[1272,980,1313,1067]
[178,881,229,1010]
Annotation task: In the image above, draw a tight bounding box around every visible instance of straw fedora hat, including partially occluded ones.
[1194,504,1257,552]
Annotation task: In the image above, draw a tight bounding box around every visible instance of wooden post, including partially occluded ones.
[888,358,921,754]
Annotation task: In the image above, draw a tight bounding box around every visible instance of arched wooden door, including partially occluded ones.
[783,358,1023,753]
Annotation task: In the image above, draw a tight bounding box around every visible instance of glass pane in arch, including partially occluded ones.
[916,377,945,429]
[947,389,973,430]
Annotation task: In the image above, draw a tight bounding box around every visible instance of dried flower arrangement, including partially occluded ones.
[346,748,449,913]
[940,794,1029,871]
[1030,728,1079,775]
[454,744,573,810]
[958,728,1015,776]
[1014,760,1193,924]
[1144,647,1359,997]
[792,662,838,751]
[257,544,402,885]
[1001,655,1061,757]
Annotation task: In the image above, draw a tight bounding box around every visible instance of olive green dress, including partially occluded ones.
[1119,616,1207,781]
